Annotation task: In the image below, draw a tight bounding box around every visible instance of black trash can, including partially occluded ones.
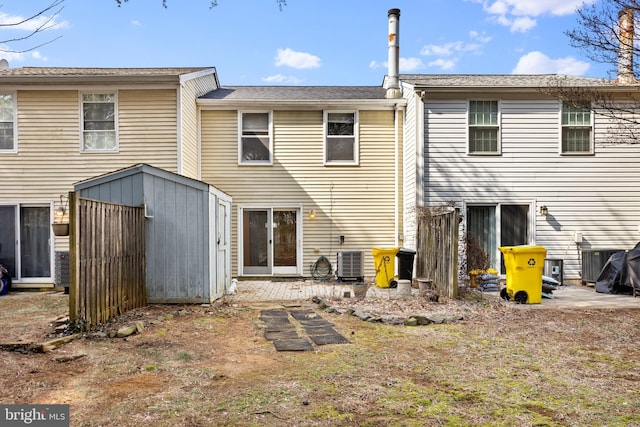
[396,248,416,281]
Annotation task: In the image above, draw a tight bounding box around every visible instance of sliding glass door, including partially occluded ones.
[467,203,530,273]
[241,207,300,276]
[0,204,51,282]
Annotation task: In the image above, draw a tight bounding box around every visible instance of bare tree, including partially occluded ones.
[567,0,638,80]
[115,0,287,10]
[546,1,640,143]
[0,0,65,54]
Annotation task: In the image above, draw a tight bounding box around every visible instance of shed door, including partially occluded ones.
[215,197,231,298]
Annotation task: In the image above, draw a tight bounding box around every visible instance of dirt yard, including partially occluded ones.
[1,290,639,427]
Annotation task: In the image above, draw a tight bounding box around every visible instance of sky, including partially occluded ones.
[0,0,614,86]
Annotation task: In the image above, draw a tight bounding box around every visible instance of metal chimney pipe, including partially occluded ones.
[617,8,636,85]
[385,8,402,99]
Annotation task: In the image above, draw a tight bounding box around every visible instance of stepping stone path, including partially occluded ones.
[260,309,349,352]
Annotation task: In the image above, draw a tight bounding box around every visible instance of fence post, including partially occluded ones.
[68,191,78,324]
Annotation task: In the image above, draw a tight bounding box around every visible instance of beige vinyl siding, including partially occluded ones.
[201,109,402,278]
[423,97,640,281]
[1,89,180,254]
[118,89,178,168]
[178,80,201,179]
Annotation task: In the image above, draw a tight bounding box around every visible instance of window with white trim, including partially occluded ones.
[468,100,499,154]
[561,103,592,154]
[0,94,16,152]
[239,111,272,164]
[82,93,117,151]
[325,111,358,165]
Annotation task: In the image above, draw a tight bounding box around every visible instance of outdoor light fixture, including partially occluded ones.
[539,205,548,216]
[309,209,316,219]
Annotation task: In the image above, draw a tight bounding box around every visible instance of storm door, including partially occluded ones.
[241,207,300,276]
[273,209,298,275]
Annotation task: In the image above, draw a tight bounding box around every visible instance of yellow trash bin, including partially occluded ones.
[499,245,547,304]
[372,247,398,288]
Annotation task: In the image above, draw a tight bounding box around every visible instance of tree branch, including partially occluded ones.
[0,0,65,54]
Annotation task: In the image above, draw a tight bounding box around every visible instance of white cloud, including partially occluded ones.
[421,41,463,57]
[275,48,321,69]
[512,51,590,75]
[400,57,425,72]
[370,57,425,72]
[131,20,141,26]
[31,51,45,61]
[261,74,303,84]
[476,0,597,33]
[469,30,492,44]
[428,58,456,71]
[0,47,48,64]
[0,12,69,31]
[482,0,594,17]
[510,16,536,32]
[419,30,490,71]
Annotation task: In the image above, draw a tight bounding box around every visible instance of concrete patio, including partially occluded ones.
[223,279,640,309]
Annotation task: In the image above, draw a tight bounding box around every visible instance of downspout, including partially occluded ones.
[176,83,184,175]
[417,91,425,210]
[394,104,399,248]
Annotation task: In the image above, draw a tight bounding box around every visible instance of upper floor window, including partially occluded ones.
[82,93,117,151]
[469,100,500,154]
[561,103,592,154]
[0,94,16,152]
[239,111,272,164]
[325,111,358,165]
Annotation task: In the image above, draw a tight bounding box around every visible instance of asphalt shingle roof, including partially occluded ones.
[201,86,388,101]
[0,67,213,77]
[399,74,618,88]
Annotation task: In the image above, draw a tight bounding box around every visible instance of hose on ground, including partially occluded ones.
[310,255,333,281]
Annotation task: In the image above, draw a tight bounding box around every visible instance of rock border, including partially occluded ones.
[311,296,463,326]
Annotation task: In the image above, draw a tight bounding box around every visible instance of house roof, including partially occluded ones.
[0,67,212,77]
[199,86,404,109]
[201,86,388,100]
[0,66,217,86]
[398,74,621,91]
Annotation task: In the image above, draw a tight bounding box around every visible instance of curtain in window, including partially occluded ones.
[467,206,496,265]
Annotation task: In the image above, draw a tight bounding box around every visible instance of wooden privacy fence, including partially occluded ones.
[415,206,459,299]
[69,192,146,330]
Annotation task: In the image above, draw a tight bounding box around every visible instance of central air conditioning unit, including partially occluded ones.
[582,249,625,284]
[336,250,364,282]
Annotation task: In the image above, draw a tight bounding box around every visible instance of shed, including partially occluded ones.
[74,164,231,303]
